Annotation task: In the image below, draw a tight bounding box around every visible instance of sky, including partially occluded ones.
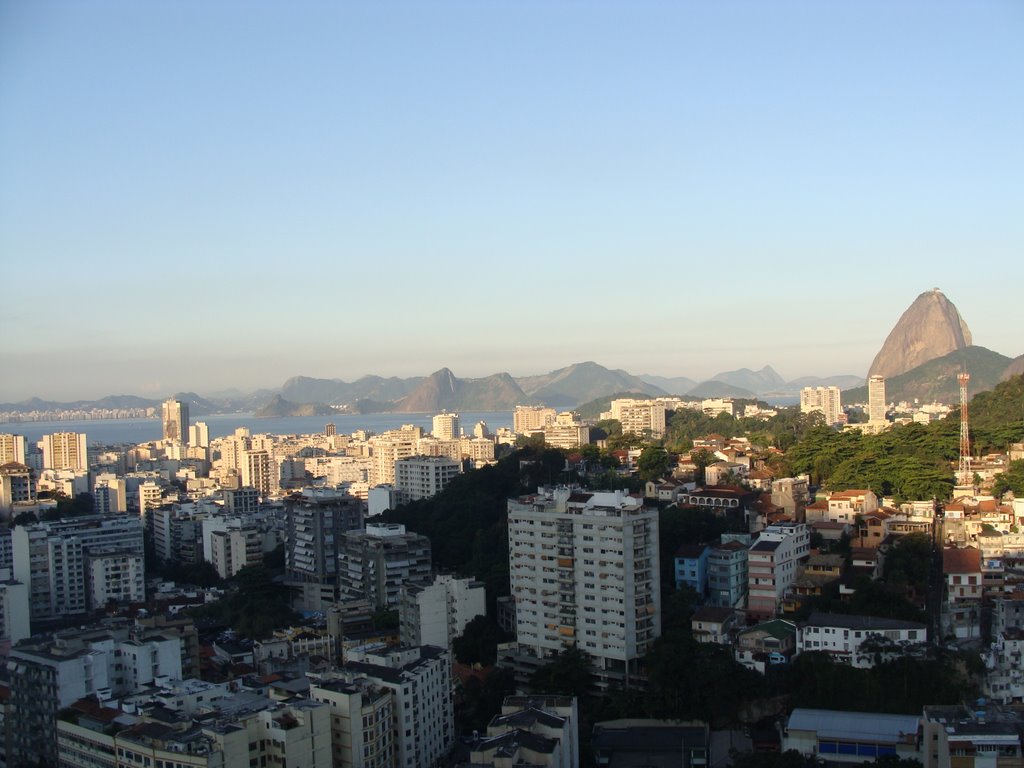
[1,1,1022,401]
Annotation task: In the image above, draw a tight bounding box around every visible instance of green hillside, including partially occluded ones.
[843,346,1011,404]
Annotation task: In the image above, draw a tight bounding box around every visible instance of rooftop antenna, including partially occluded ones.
[958,370,971,486]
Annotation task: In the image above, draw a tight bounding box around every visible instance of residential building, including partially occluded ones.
[57,691,331,768]
[338,645,454,768]
[208,523,263,578]
[188,420,210,448]
[868,375,887,424]
[432,411,460,440]
[800,386,843,425]
[706,535,750,608]
[92,472,127,514]
[785,709,921,763]
[735,619,797,672]
[40,432,88,471]
[942,545,983,640]
[370,430,420,486]
[399,574,486,651]
[674,543,710,595]
[691,606,738,645]
[507,488,660,686]
[12,515,145,621]
[985,627,1024,705]
[0,462,36,514]
[797,612,927,667]
[607,399,668,439]
[161,397,190,443]
[395,455,460,502]
[922,705,1023,768]
[746,522,811,622]
[241,448,277,496]
[0,434,26,465]
[223,485,260,515]
[7,624,182,766]
[514,406,557,435]
[539,413,591,450]
[701,398,734,417]
[0,568,29,651]
[337,524,432,609]
[468,695,579,768]
[285,488,365,611]
[309,676,396,768]
[87,548,145,606]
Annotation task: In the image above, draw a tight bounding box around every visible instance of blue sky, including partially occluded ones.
[1,1,1022,400]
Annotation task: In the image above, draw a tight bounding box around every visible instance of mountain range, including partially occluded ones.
[3,289,1017,416]
[0,361,865,416]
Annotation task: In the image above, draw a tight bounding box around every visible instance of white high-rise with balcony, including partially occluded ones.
[508,488,660,683]
[799,386,842,425]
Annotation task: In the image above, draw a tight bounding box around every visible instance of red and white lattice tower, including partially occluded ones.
[958,371,971,486]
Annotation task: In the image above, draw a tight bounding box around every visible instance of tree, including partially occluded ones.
[993,460,1024,499]
[453,615,510,666]
[637,446,671,482]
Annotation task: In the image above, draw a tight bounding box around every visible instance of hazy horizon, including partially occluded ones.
[2,2,1021,401]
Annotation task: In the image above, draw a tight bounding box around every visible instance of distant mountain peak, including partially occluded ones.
[869,289,972,379]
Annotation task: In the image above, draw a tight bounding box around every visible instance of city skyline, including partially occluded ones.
[1,1,1021,401]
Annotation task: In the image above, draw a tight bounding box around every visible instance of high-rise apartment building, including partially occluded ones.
[161,397,190,443]
[241,448,277,496]
[337,523,432,609]
[0,462,36,512]
[12,515,145,622]
[309,677,395,768]
[208,523,263,578]
[607,399,668,438]
[513,405,557,435]
[432,410,460,440]
[399,573,486,651]
[395,455,460,502]
[40,432,88,471]
[286,489,365,610]
[868,375,887,424]
[370,429,420,486]
[8,624,182,765]
[335,645,454,768]
[799,386,842,425]
[188,420,209,448]
[0,567,30,649]
[507,488,660,685]
[0,434,26,465]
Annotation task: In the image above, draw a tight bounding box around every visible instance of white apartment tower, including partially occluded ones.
[608,399,668,439]
[40,432,88,471]
[0,434,26,465]
[799,386,842,425]
[399,574,486,651]
[513,406,557,435]
[188,421,210,448]
[395,455,460,502]
[508,488,660,684]
[241,449,277,496]
[432,411,461,440]
[868,375,887,424]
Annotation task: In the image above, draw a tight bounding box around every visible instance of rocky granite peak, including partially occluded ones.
[868,288,972,379]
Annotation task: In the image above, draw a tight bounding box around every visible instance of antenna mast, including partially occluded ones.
[958,371,971,486]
